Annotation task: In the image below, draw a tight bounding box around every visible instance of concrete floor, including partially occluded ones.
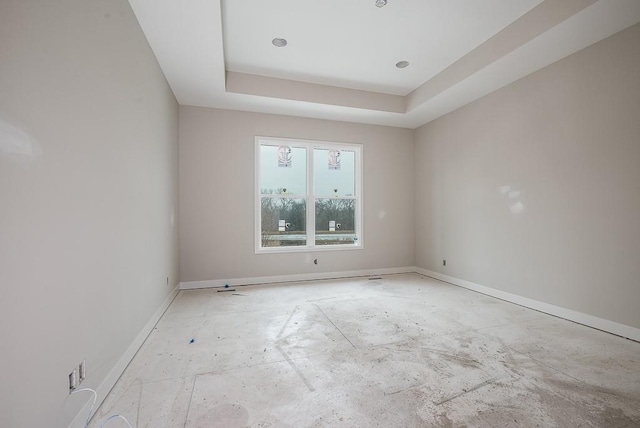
[90,274,640,427]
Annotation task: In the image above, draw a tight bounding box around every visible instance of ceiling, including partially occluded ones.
[222,0,542,96]
[128,0,640,129]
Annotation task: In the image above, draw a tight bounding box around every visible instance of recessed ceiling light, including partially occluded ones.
[272,38,287,48]
[396,61,409,69]
[375,0,387,7]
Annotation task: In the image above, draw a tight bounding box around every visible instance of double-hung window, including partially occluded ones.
[255,136,363,253]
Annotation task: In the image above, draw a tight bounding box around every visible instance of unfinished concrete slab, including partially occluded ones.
[90,274,640,427]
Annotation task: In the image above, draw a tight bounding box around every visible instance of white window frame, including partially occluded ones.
[255,136,363,254]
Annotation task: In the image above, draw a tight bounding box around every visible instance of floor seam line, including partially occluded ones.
[276,306,298,339]
[313,303,357,349]
[183,375,198,428]
[504,344,584,383]
[275,345,316,392]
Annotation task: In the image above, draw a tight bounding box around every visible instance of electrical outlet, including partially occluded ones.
[79,360,86,382]
[69,368,77,391]
[443,259,446,266]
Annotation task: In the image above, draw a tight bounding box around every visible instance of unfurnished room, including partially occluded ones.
[1,0,639,427]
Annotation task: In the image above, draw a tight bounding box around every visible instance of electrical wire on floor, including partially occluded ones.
[70,388,97,428]
[99,414,133,428]
[70,388,133,428]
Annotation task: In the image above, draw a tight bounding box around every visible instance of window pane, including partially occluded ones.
[313,148,355,197]
[315,198,357,246]
[261,197,306,247]
[260,145,306,195]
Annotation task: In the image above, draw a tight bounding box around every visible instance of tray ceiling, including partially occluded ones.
[128,0,640,129]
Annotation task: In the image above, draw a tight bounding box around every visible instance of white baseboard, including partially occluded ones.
[68,285,179,428]
[414,267,640,342]
[179,266,416,290]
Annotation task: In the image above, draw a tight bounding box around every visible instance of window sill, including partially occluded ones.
[255,243,364,255]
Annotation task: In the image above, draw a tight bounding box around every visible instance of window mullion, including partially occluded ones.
[306,146,314,247]
[355,145,362,246]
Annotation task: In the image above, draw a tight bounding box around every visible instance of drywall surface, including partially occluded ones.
[415,23,640,329]
[0,1,179,427]
[179,107,414,282]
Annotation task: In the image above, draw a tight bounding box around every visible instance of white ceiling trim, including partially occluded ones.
[128,0,640,129]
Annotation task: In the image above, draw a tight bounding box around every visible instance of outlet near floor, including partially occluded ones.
[69,360,86,392]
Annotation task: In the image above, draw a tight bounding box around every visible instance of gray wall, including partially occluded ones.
[414,23,640,329]
[0,1,179,427]
[179,107,415,282]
